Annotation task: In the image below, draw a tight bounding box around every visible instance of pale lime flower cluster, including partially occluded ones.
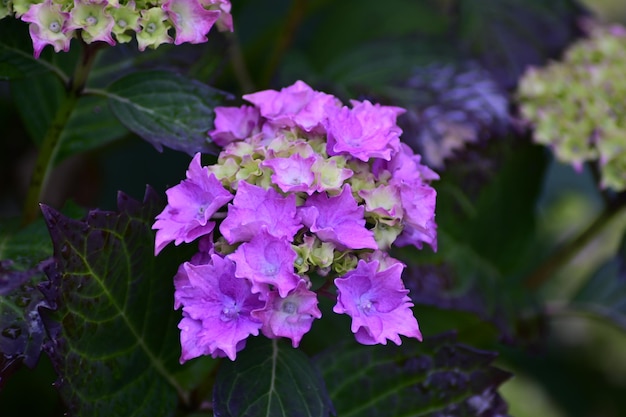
[2,0,231,58]
[518,24,626,191]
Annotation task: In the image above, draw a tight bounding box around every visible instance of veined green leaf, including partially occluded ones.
[106,70,225,156]
[213,338,333,417]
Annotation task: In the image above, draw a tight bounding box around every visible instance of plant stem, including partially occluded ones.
[225,31,255,94]
[21,42,103,225]
[525,201,626,290]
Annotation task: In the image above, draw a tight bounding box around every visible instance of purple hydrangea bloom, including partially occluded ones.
[243,80,340,133]
[326,100,404,162]
[153,153,233,254]
[262,153,318,194]
[175,255,264,361]
[333,259,421,345]
[209,105,261,147]
[298,184,377,250]
[163,0,220,45]
[228,228,301,298]
[251,280,322,347]
[219,181,302,244]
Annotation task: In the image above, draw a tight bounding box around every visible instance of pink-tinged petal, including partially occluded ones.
[251,281,321,347]
[175,255,264,361]
[326,100,405,162]
[333,260,421,345]
[164,0,220,45]
[68,0,116,45]
[200,0,233,32]
[373,143,440,183]
[298,184,377,250]
[209,105,261,147]
[358,184,403,220]
[243,80,341,132]
[228,229,300,298]
[262,153,317,194]
[394,219,438,251]
[136,7,173,51]
[219,181,302,244]
[394,181,437,234]
[311,156,353,193]
[153,153,233,254]
[21,0,74,58]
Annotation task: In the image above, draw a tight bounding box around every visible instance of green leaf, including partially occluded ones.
[315,333,512,417]
[106,70,225,155]
[213,338,333,417]
[570,230,626,332]
[12,74,129,159]
[58,95,130,161]
[39,188,185,416]
[11,73,64,147]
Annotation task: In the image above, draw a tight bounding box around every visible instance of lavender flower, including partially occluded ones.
[153,153,232,255]
[334,260,421,345]
[156,80,438,360]
[175,255,264,362]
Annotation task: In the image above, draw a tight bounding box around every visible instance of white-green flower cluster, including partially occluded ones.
[518,24,626,191]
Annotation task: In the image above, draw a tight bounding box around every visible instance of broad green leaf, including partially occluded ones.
[11,73,64,147]
[39,188,185,416]
[58,95,130,161]
[0,218,53,388]
[12,74,129,159]
[213,338,333,417]
[106,70,224,156]
[315,333,511,417]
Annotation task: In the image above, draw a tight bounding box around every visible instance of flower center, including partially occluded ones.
[117,19,127,28]
[281,301,296,314]
[220,302,240,321]
[359,298,373,314]
[48,21,61,33]
[86,15,98,26]
[146,22,157,33]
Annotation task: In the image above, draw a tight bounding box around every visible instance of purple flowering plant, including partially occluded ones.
[3,1,626,416]
[154,80,437,361]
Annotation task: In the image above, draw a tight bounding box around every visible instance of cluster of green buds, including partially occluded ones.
[517,24,626,191]
[1,0,231,58]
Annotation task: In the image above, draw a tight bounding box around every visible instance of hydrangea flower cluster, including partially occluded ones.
[518,24,626,191]
[153,80,438,361]
[2,0,231,58]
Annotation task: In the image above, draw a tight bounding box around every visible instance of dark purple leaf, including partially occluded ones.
[315,332,512,417]
[39,187,185,416]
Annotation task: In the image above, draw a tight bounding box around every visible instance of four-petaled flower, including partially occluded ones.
[175,255,264,361]
[334,259,422,345]
[228,228,301,298]
[219,181,302,244]
[299,184,378,250]
[252,280,322,347]
[153,153,233,254]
